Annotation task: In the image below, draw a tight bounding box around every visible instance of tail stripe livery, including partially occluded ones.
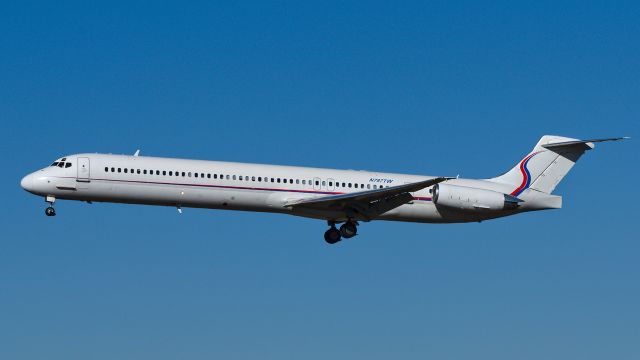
[510,151,541,197]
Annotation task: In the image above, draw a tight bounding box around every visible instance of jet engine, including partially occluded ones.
[432,184,522,211]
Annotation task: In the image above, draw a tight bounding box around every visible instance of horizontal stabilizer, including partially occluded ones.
[542,137,629,150]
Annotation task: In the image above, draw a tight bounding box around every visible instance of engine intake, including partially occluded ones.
[432,184,522,211]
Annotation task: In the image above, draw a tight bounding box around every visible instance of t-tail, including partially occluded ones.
[489,135,628,209]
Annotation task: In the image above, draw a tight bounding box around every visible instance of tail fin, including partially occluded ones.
[490,135,627,195]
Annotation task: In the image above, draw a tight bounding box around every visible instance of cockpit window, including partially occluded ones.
[50,158,72,168]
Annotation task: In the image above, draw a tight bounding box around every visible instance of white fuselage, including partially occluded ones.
[20,153,539,223]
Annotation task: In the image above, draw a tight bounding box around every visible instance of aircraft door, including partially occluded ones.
[313,177,321,190]
[77,157,90,182]
[327,178,335,191]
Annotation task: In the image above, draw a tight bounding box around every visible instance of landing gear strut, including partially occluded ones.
[45,195,56,217]
[324,220,358,244]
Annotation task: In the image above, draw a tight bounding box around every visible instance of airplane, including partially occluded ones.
[20,135,626,244]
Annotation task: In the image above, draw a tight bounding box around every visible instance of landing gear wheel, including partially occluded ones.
[45,206,56,217]
[340,222,357,238]
[324,227,342,244]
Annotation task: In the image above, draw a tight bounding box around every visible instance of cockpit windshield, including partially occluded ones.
[50,158,72,168]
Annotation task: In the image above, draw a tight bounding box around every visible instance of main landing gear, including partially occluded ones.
[45,195,56,217]
[324,220,358,244]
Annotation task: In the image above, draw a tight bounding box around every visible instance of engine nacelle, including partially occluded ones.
[432,184,521,212]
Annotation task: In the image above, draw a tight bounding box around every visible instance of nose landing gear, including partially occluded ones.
[44,195,56,217]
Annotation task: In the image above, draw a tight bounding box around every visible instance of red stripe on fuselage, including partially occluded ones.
[51,176,434,201]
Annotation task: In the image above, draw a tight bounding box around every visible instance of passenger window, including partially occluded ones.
[207,174,211,179]
[271,178,275,182]
[348,183,352,188]
[118,168,122,173]
[329,181,333,186]
[226,175,230,180]
[105,167,108,172]
[252,176,255,181]
[188,172,192,177]
[258,177,261,181]
[169,171,173,176]
[302,180,306,185]
[277,178,281,183]
[238,175,242,180]
[315,181,319,186]
[125,168,129,173]
[296,179,300,184]
[367,184,371,189]
[182,172,186,177]
[195,173,199,178]
[137,169,141,174]
[289,179,293,184]
[143,170,147,174]
[342,183,346,187]
[322,181,326,186]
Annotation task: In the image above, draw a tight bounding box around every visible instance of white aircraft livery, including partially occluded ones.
[21,135,626,244]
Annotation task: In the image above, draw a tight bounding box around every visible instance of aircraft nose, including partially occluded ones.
[20,173,34,192]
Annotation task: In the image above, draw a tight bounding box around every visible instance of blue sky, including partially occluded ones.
[1,1,638,359]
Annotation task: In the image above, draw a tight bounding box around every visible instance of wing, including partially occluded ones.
[284,177,451,220]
